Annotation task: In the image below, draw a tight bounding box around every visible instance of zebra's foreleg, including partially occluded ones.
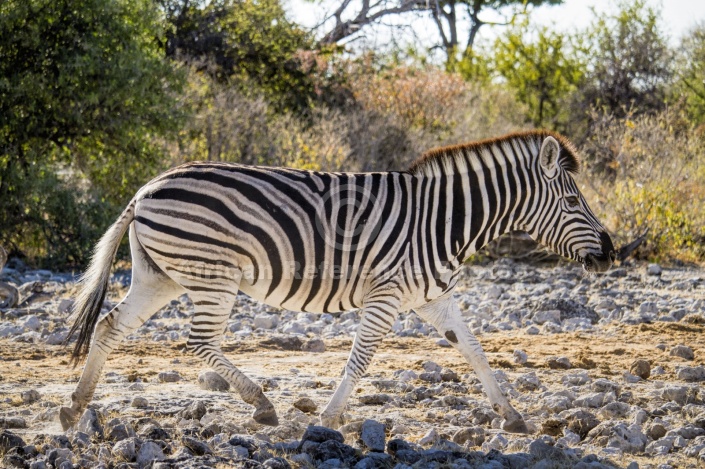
[320,298,399,428]
[185,291,278,426]
[60,276,182,430]
[416,296,529,434]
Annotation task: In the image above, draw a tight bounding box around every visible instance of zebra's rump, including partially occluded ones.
[132,162,419,313]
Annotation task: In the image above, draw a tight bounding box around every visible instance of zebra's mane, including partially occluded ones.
[408,130,580,177]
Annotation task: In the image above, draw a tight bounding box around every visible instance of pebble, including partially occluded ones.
[360,419,386,452]
[157,371,182,382]
[254,313,279,329]
[452,427,485,447]
[516,372,541,391]
[136,441,165,466]
[677,366,705,382]
[301,338,326,353]
[630,359,651,379]
[20,389,40,405]
[131,396,149,408]
[1,260,704,467]
[546,356,572,369]
[513,349,528,365]
[198,370,230,392]
[647,264,663,276]
[77,408,102,437]
[418,428,439,446]
[112,437,136,462]
[670,345,695,360]
[293,397,317,413]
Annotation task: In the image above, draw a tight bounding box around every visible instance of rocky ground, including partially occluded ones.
[1,258,705,469]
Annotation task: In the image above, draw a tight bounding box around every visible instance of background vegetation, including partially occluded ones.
[1,0,703,268]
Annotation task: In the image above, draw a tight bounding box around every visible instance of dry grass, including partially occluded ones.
[578,108,705,262]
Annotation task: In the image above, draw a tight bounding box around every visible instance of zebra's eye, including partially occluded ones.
[565,195,580,208]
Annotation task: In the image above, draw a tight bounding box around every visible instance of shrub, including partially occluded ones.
[578,108,705,261]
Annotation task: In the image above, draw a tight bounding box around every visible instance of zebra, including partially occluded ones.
[59,130,615,433]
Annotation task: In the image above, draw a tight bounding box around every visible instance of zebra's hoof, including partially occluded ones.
[59,407,79,431]
[319,413,342,429]
[502,417,529,434]
[253,408,279,426]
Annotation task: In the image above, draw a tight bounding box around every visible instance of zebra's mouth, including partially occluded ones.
[582,251,615,273]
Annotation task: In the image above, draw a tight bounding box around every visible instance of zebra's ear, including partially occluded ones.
[539,136,560,177]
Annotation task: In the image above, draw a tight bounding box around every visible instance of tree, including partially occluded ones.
[490,20,583,128]
[0,0,184,266]
[574,0,672,118]
[676,23,705,125]
[318,0,562,63]
[160,0,332,114]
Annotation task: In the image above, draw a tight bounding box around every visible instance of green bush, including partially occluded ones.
[0,0,185,267]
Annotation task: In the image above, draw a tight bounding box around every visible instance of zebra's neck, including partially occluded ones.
[411,134,540,267]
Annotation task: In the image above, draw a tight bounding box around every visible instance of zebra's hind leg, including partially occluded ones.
[415,295,529,434]
[185,289,278,426]
[60,233,184,430]
[320,297,399,428]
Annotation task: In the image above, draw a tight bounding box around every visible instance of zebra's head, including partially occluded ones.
[528,135,615,273]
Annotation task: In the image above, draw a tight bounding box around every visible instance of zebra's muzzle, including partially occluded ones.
[583,231,615,273]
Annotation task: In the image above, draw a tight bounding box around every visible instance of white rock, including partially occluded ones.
[419,428,439,446]
[532,310,561,325]
[557,428,581,446]
[57,298,74,315]
[639,301,659,315]
[282,322,305,334]
[574,392,614,408]
[482,433,508,452]
[77,408,102,437]
[486,285,503,300]
[198,370,230,392]
[647,264,663,276]
[513,349,528,365]
[254,314,279,330]
[562,371,590,386]
[44,331,67,345]
[22,315,42,331]
[396,370,418,382]
[422,361,442,373]
[646,436,674,455]
[112,438,136,462]
[543,395,572,413]
[136,441,164,466]
[515,372,541,391]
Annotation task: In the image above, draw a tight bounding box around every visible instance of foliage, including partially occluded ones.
[170,68,346,170]
[171,60,528,174]
[0,0,184,267]
[489,19,583,128]
[161,0,337,114]
[349,64,468,134]
[675,23,705,126]
[573,0,672,119]
[579,108,705,262]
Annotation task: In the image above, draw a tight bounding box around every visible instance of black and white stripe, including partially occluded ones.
[60,130,615,432]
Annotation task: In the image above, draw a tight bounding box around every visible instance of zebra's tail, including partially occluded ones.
[65,200,136,366]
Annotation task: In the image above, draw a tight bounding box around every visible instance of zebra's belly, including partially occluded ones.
[238,272,364,313]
